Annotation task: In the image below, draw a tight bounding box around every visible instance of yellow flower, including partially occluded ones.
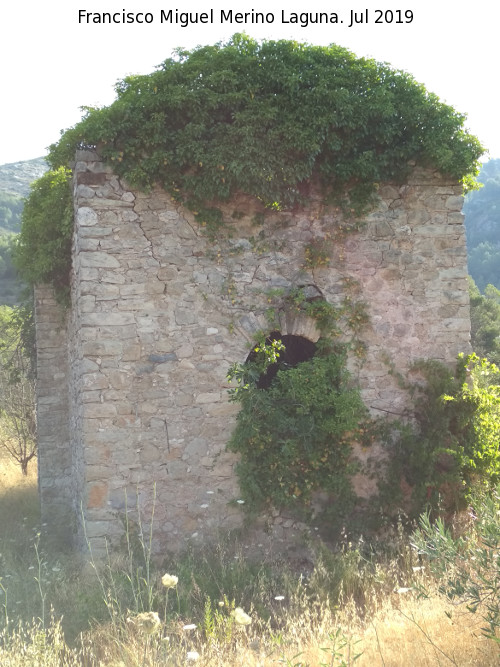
[232,607,252,626]
[161,573,178,588]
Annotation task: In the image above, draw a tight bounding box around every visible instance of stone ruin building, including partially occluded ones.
[35,150,471,553]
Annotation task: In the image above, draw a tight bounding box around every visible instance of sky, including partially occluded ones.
[1,1,498,166]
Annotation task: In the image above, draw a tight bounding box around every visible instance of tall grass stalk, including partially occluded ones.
[123,484,156,614]
[33,534,47,629]
[0,578,8,639]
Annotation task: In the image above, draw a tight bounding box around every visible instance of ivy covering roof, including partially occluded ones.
[49,34,484,212]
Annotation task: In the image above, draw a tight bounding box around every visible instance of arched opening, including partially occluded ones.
[246,332,317,389]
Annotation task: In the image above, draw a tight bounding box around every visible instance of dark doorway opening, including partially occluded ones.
[246,332,317,389]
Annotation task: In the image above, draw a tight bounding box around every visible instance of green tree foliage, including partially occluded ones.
[467,242,500,293]
[383,355,500,517]
[0,235,17,280]
[0,305,36,474]
[13,167,73,299]
[49,34,483,213]
[469,278,500,364]
[464,159,500,247]
[464,159,500,291]
[0,193,23,232]
[0,234,24,306]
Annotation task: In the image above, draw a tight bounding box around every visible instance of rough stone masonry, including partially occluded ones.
[35,150,471,553]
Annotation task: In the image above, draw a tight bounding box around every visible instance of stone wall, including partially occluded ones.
[34,286,72,544]
[37,150,471,553]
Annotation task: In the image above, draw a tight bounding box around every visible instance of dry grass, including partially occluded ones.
[0,452,38,543]
[0,452,498,666]
[67,592,498,666]
[352,594,497,667]
[0,450,38,504]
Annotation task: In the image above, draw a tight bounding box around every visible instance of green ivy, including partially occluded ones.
[227,346,368,513]
[49,33,483,211]
[18,35,484,293]
[263,286,369,340]
[224,282,376,517]
[13,167,73,302]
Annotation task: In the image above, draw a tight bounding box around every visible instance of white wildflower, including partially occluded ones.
[232,607,252,625]
[161,573,178,589]
[128,611,162,635]
[186,651,200,661]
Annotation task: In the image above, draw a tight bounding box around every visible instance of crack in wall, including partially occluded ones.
[134,210,162,267]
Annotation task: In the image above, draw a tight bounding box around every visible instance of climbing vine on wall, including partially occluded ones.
[227,342,369,513]
[263,285,370,342]
[13,167,73,302]
[226,288,373,515]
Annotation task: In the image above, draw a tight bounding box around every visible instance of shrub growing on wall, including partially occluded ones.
[13,167,73,301]
[382,354,500,517]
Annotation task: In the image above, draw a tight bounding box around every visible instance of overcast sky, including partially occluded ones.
[2,1,498,165]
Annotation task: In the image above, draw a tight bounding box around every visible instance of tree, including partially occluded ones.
[0,192,24,232]
[464,159,500,291]
[0,305,36,474]
[468,242,500,293]
[469,278,500,365]
[0,234,25,306]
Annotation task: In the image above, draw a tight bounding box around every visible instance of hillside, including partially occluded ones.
[464,158,500,291]
[0,157,48,304]
[0,157,48,236]
[0,157,48,199]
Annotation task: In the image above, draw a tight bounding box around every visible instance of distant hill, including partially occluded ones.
[0,157,48,305]
[0,157,48,199]
[0,157,48,236]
